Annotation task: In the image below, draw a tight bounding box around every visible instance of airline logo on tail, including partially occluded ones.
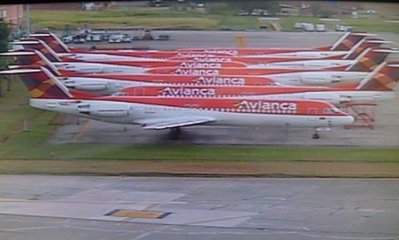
[359,62,399,91]
[28,78,56,98]
[20,72,66,98]
[332,32,373,51]
[236,100,297,114]
[0,68,71,99]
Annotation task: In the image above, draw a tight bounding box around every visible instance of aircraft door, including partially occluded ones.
[308,108,318,115]
[134,87,144,96]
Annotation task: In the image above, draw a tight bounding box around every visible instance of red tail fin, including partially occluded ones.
[343,38,391,60]
[11,39,61,62]
[0,67,71,99]
[356,62,399,91]
[1,49,61,76]
[330,32,376,51]
[30,32,70,53]
[347,48,398,71]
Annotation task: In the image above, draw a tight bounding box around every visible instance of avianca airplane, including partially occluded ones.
[13,36,389,65]
[11,40,247,68]
[6,46,394,76]
[2,50,382,92]
[0,66,354,139]
[117,62,399,105]
[30,31,375,58]
[147,48,396,75]
[171,38,390,63]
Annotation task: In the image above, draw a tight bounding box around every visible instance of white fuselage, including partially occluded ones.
[30,99,353,128]
[254,51,348,58]
[266,71,369,86]
[53,62,148,74]
[245,91,396,105]
[250,60,354,69]
[58,53,165,62]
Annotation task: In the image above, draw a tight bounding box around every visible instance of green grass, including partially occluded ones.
[12,145,399,162]
[31,9,221,30]
[30,8,399,33]
[0,79,60,155]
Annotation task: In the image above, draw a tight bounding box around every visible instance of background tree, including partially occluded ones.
[0,20,11,97]
[227,0,280,16]
[311,2,322,17]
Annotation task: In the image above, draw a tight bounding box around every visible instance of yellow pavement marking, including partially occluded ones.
[71,119,91,142]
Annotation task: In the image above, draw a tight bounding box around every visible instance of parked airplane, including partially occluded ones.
[116,62,399,105]
[170,38,390,62]
[30,31,375,57]
[147,48,396,75]
[2,49,384,93]
[11,40,247,68]
[7,45,394,75]
[0,67,354,139]
[14,36,389,65]
[176,32,378,55]
[2,51,382,95]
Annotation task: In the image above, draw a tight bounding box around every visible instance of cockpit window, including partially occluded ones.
[112,92,128,96]
[323,107,340,114]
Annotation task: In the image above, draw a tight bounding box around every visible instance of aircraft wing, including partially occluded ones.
[139,117,215,130]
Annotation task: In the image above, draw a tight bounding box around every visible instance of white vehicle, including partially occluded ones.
[108,34,131,43]
[316,24,326,32]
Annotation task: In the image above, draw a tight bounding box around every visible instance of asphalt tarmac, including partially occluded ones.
[0,176,398,240]
[49,31,399,146]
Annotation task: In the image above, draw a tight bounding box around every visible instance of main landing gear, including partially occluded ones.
[312,132,320,139]
[168,127,181,140]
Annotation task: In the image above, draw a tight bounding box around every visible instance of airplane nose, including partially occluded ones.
[343,115,355,125]
[323,115,354,126]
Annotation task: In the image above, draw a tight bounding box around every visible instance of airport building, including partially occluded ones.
[0,4,24,29]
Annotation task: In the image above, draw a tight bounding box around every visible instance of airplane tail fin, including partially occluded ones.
[343,38,392,60]
[330,32,376,51]
[0,67,72,99]
[356,61,399,91]
[30,31,70,53]
[11,39,61,62]
[1,49,61,76]
[346,48,398,71]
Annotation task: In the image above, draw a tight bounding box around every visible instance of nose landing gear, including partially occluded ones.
[312,127,331,139]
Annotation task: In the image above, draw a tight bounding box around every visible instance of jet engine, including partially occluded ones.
[303,92,351,104]
[300,73,342,85]
[76,102,130,117]
[62,78,108,91]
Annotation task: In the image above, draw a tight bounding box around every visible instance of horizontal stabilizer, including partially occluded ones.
[0,51,36,56]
